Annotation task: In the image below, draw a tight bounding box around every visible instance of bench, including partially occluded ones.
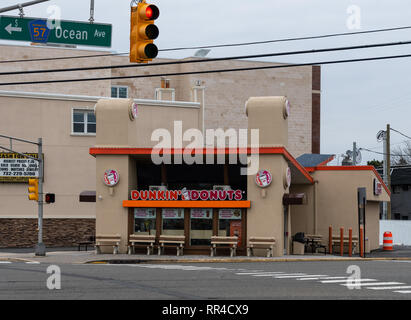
[158,235,185,256]
[247,237,276,257]
[77,235,95,251]
[95,234,121,254]
[210,236,238,257]
[331,235,359,255]
[128,234,156,255]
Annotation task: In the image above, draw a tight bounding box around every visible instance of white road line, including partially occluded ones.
[340,282,403,288]
[367,286,411,290]
[25,261,40,264]
[320,278,376,283]
[235,272,284,275]
[0,261,11,264]
[394,290,411,294]
[275,275,328,279]
[298,276,347,281]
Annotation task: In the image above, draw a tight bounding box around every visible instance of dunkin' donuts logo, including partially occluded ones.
[130,189,243,201]
[255,170,272,188]
[103,169,119,186]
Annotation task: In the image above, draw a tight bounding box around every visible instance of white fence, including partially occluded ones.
[379,220,411,245]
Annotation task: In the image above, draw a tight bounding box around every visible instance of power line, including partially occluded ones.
[1,52,411,86]
[2,39,411,76]
[360,147,410,157]
[390,127,411,140]
[160,25,411,52]
[1,24,411,64]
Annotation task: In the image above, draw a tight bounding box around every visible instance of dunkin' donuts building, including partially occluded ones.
[91,96,390,256]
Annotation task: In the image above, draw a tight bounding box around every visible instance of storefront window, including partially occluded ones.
[190,208,213,246]
[218,209,242,246]
[134,208,156,235]
[162,208,185,236]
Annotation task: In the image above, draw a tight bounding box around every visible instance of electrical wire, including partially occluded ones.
[1,24,411,64]
[390,127,411,140]
[1,52,411,86]
[360,147,411,157]
[2,39,411,76]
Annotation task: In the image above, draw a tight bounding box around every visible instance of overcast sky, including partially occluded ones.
[1,0,411,164]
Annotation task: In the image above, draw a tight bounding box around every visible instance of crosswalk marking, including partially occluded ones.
[276,275,327,279]
[320,278,376,283]
[367,285,411,290]
[340,282,403,288]
[236,272,284,275]
[253,273,302,277]
[297,276,347,281]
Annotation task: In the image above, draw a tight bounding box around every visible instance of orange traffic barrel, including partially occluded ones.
[383,231,393,251]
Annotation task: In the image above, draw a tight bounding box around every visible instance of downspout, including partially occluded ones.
[314,180,318,234]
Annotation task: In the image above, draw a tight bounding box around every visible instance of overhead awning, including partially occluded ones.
[79,191,96,202]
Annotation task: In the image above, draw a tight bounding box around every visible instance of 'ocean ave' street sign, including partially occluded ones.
[0,15,112,47]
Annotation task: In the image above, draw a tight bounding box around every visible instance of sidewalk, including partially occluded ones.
[1,246,411,264]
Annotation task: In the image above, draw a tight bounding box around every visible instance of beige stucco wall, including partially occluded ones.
[0,45,316,158]
[0,95,96,219]
[246,97,291,257]
[310,169,389,251]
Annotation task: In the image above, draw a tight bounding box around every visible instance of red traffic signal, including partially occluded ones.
[130,1,160,63]
[45,193,55,204]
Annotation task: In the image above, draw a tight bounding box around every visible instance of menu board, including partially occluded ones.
[219,209,242,220]
[134,208,156,219]
[190,208,213,219]
[0,153,40,182]
[162,208,184,219]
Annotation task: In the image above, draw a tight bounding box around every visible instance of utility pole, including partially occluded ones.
[387,124,391,220]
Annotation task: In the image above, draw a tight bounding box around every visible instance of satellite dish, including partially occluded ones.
[376,130,385,142]
[355,149,362,164]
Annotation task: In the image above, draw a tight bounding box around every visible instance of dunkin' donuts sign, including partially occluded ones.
[130,189,244,201]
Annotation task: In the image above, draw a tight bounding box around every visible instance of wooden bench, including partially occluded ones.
[331,235,359,254]
[95,234,121,254]
[210,236,238,257]
[128,234,156,255]
[247,237,276,257]
[158,235,185,256]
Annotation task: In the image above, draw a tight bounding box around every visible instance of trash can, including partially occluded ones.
[292,232,306,255]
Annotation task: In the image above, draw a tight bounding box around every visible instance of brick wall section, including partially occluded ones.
[312,66,321,154]
[0,218,95,248]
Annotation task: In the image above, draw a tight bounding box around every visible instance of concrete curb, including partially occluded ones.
[0,257,38,263]
[85,256,411,264]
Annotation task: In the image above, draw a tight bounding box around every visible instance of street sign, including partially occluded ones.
[0,15,112,47]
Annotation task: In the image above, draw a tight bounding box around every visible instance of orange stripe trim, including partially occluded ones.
[90,146,314,184]
[306,165,391,196]
[123,200,251,208]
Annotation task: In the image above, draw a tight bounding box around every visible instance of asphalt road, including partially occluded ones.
[0,260,410,300]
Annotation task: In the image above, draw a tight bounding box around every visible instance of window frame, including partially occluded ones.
[111,85,129,98]
[71,108,96,136]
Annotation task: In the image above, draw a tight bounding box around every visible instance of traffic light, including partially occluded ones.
[28,178,39,201]
[130,1,160,63]
[45,193,55,204]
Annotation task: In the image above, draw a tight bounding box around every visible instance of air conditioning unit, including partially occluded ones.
[213,185,231,191]
[149,185,167,191]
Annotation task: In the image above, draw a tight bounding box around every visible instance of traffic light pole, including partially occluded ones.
[0,134,45,256]
[35,138,45,256]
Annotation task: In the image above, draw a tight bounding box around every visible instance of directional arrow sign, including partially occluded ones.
[0,15,112,47]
